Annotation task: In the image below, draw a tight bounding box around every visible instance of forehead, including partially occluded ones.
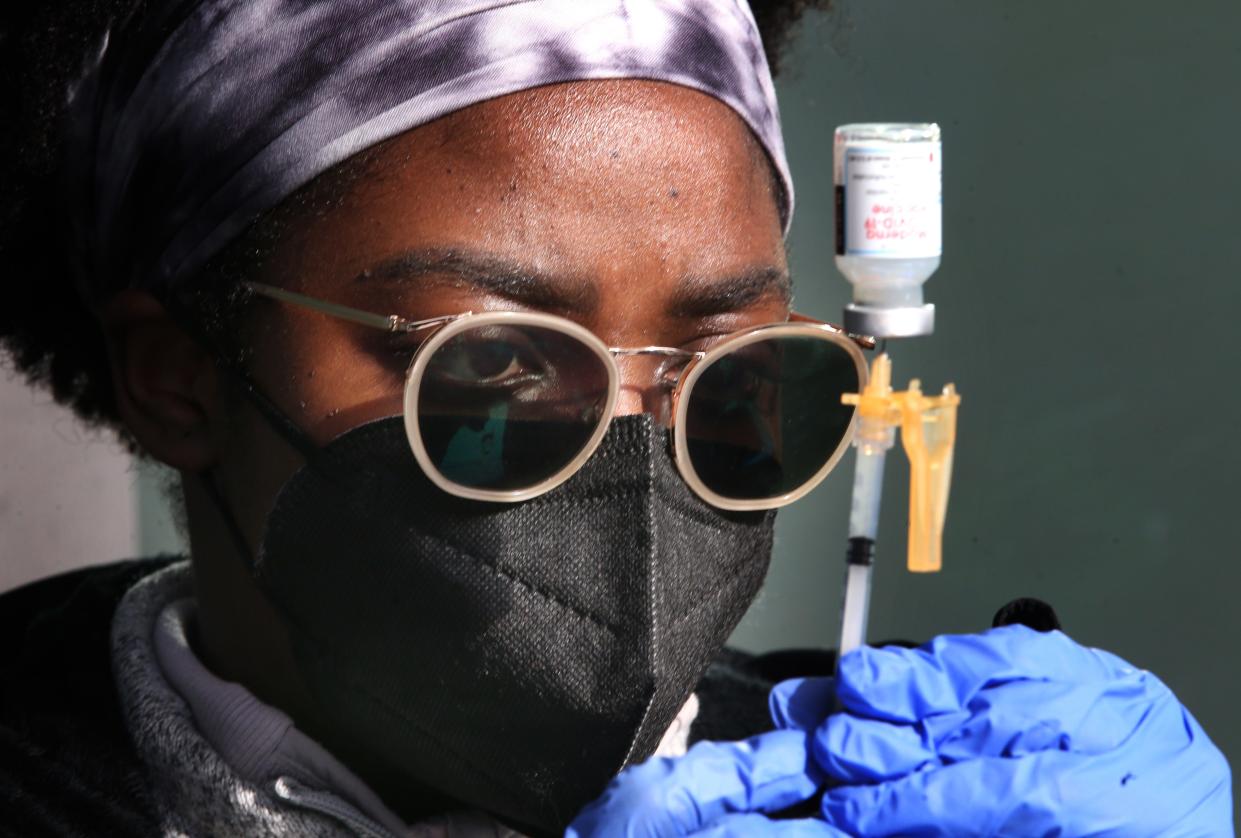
[269,79,787,324]
[432,78,773,178]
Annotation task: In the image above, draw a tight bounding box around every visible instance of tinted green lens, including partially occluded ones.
[684,334,859,500]
[417,323,610,491]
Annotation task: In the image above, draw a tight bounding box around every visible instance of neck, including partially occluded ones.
[180,473,321,734]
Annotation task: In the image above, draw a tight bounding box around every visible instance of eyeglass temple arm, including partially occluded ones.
[789,311,876,350]
[243,283,874,350]
[243,281,458,333]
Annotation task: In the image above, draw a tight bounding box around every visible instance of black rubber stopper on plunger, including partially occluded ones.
[992,597,1062,632]
[846,536,875,566]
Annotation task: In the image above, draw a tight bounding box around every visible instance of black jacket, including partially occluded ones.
[0,558,836,838]
[1,559,176,837]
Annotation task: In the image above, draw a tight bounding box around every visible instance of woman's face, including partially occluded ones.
[167,76,790,759]
[202,78,789,557]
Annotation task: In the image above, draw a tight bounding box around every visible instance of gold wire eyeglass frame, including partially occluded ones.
[244,281,871,511]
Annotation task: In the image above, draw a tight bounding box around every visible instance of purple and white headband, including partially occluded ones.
[67,0,792,297]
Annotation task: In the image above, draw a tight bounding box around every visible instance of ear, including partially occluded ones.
[98,289,225,470]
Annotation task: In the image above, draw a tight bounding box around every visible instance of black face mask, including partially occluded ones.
[217,409,774,834]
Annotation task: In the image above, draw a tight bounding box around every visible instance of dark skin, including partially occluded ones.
[98,79,790,812]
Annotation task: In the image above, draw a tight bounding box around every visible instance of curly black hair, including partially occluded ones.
[0,0,830,445]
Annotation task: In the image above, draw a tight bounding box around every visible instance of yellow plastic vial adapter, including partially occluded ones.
[898,380,960,572]
[843,354,961,573]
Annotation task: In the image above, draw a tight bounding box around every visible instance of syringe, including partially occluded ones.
[833,123,948,660]
[838,354,897,656]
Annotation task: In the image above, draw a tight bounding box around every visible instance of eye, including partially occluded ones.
[426,326,553,390]
[449,338,523,383]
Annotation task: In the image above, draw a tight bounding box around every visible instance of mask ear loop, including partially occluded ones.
[212,363,320,462]
[158,290,322,572]
[159,290,320,461]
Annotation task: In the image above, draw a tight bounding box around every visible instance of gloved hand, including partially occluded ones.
[770,625,1233,836]
[568,626,1232,837]
[564,730,846,837]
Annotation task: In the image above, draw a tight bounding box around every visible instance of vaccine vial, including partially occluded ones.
[834,123,941,337]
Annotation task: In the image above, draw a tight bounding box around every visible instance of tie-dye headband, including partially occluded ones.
[66,0,791,297]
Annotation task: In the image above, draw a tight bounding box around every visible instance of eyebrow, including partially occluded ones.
[356,248,598,314]
[356,247,791,318]
[666,265,792,318]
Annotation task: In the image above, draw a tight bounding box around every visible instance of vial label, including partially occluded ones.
[836,143,941,258]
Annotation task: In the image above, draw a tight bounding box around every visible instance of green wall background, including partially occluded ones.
[727,0,1241,811]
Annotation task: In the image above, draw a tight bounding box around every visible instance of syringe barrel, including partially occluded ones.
[838,434,890,658]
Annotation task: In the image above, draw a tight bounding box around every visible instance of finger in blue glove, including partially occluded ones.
[834,625,1131,723]
[566,730,827,838]
[769,677,836,733]
[772,677,959,783]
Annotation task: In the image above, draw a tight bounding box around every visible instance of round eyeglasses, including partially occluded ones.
[245,282,870,511]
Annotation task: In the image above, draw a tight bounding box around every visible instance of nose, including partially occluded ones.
[611,354,678,423]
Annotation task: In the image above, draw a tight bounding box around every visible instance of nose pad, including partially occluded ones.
[612,355,677,425]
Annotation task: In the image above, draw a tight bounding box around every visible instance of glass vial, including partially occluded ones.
[834,123,941,337]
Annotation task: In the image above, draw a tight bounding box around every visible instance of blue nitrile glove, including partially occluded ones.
[770,625,1233,837]
[565,730,848,837]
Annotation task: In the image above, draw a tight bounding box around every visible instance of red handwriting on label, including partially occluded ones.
[865,204,932,241]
